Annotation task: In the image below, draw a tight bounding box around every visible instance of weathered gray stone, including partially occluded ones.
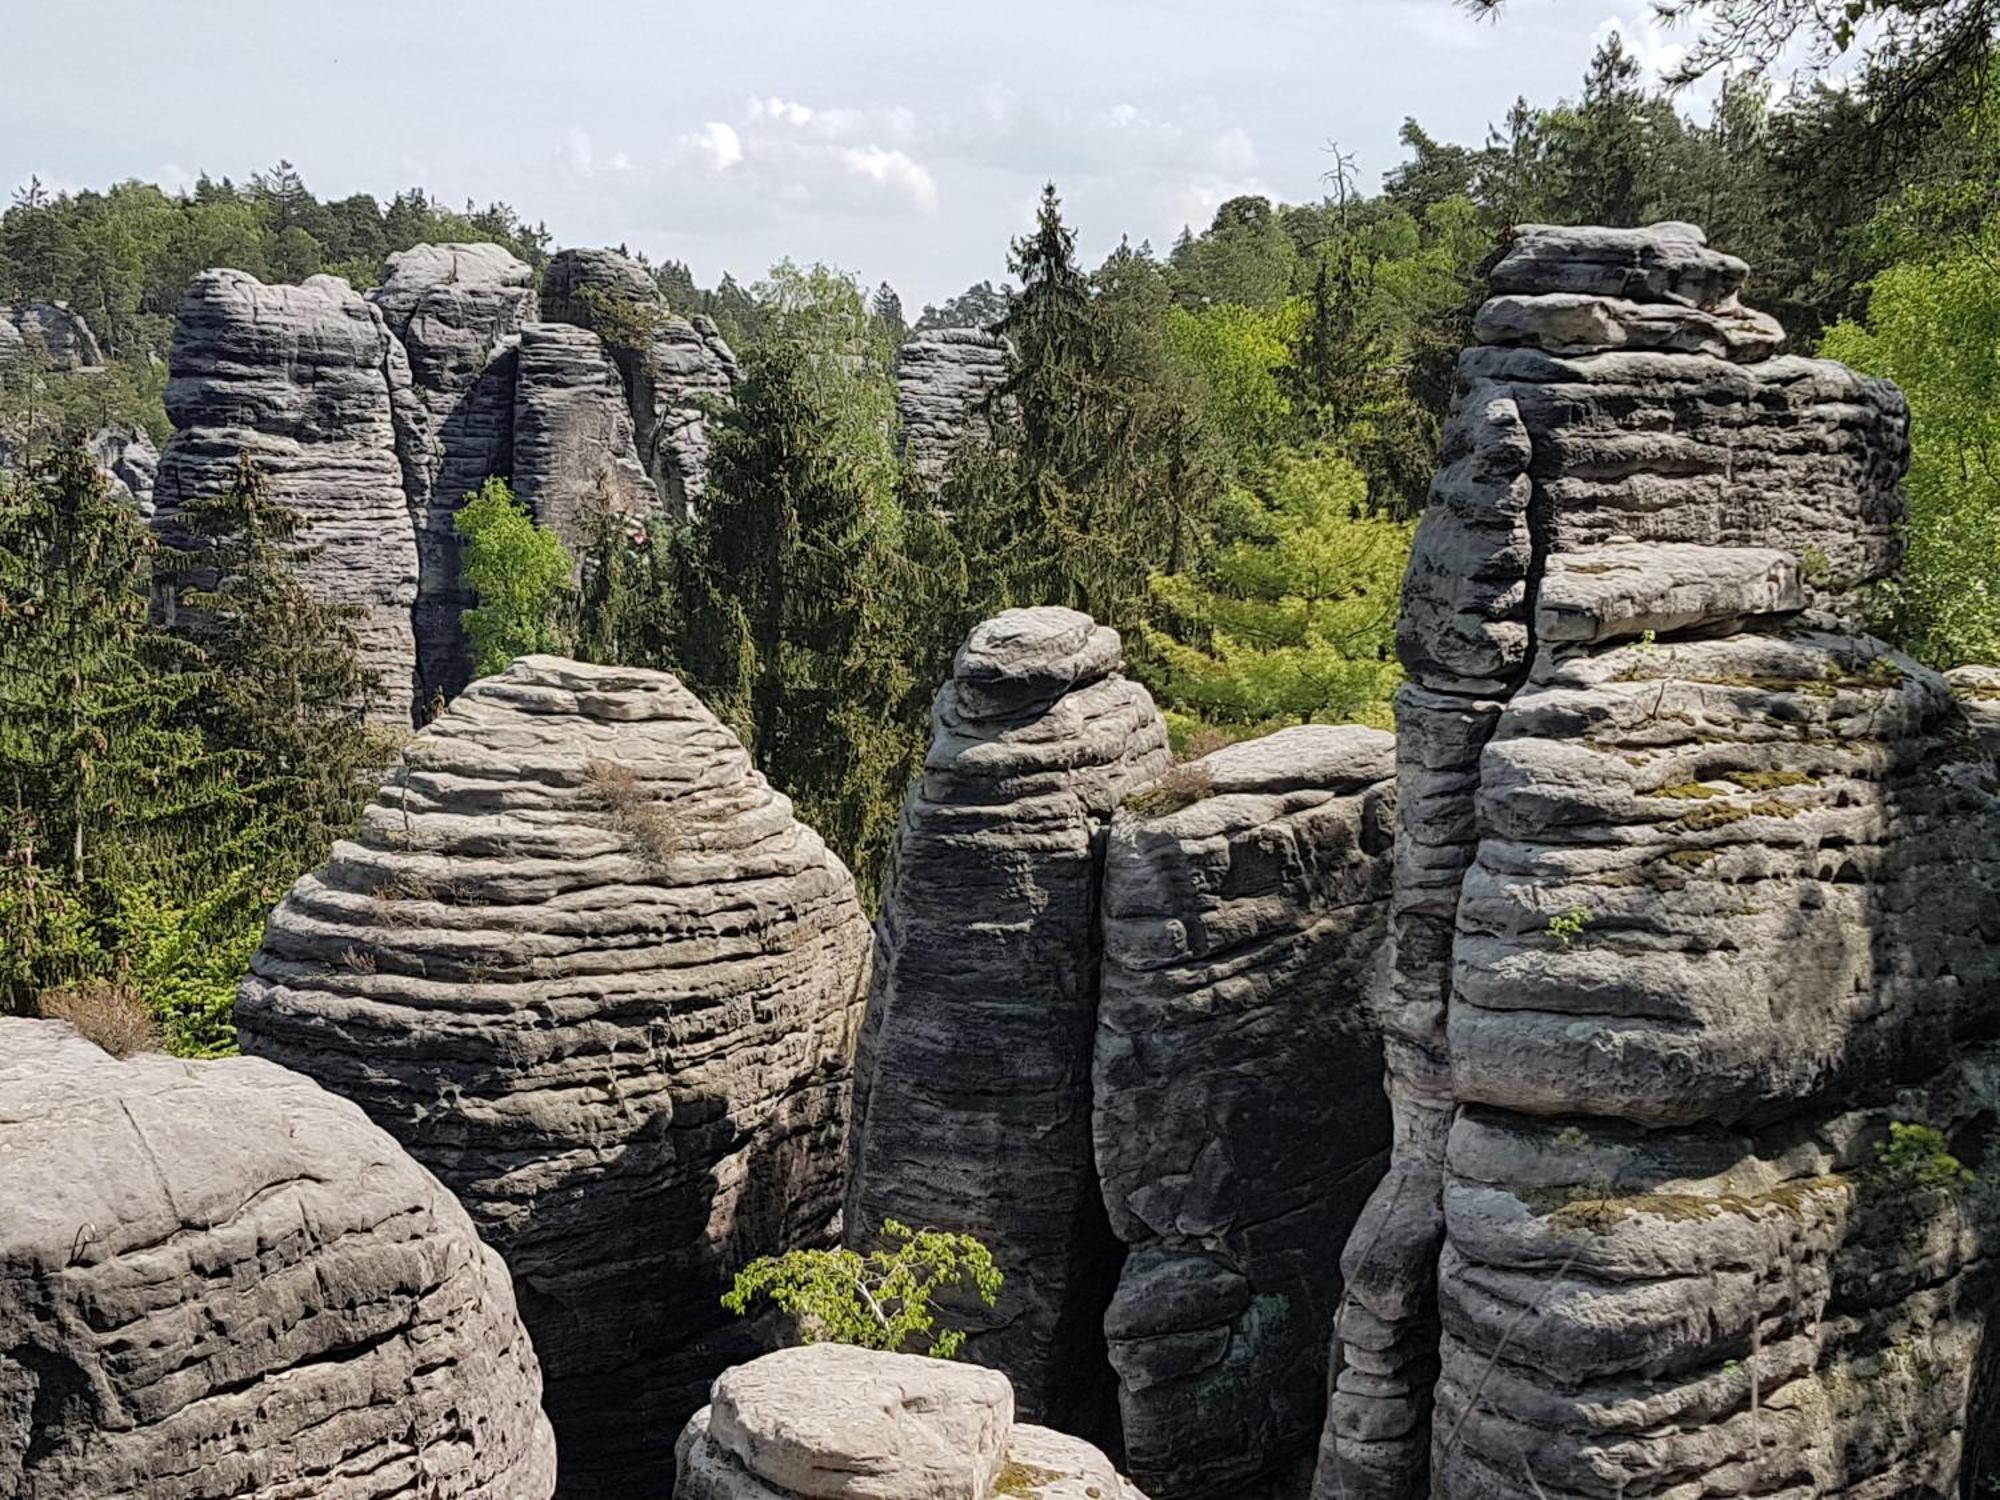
[894,329,1011,485]
[86,423,158,513]
[1473,291,1784,361]
[152,268,423,723]
[675,1348,1149,1500]
[238,655,873,1499]
[847,607,1171,1431]
[510,321,657,552]
[1095,725,1396,1498]
[0,1017,555,1500]
[369,242,539,704]
[1947,664,2000,759]
[1318,222,2000,1500]
[2,301,105,370]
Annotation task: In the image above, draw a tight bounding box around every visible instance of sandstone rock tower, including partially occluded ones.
[238,655,873,1499]
[0,1018,556,1500]
[893,327,1011,485]
[1095,725,1396,1498]
[847,607,1172,1430]
[1318,222,2000,1499]
[153,269,425,721]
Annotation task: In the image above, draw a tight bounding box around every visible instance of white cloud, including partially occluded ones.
[838,145,938,212]
[563,126,595,176]
[680,121,744,171]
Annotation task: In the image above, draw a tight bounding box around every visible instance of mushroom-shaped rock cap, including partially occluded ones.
[708,1345,1013,1499]
[379,241,537,296]
[951,606,1124,719]
[1188,722,1395,798]
[0,1019,556,1500]
[1489,222,1749,308]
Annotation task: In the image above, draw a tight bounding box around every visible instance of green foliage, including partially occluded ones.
[1546,906,1592,948]
[1164,301,1295,461]
[455,478,576,677]
[1876,1121,1977,1191]
[1143,449,1407,730]
[1821,215,2000,665]
[722,1219,1003,1358]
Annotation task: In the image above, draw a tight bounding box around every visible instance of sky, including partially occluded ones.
[2,0,1721,310]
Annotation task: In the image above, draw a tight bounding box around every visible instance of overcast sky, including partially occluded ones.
[4,0,1715,309]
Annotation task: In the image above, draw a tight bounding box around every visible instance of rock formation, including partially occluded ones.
[87,423,158,512]
[152,268,424,722]
[1319,221,2000,1499]
[510,321,657,549]
[539,247,738,517]
[894,328,1011,485]
[847,607,1172,1432]
[1948,664,2000,758]
[1095,725,1397,1499]
[237,654,873,1499]
[675,1345,1149,1500]
[0,1017,555,1500]
[369,242,539,702]
[1,301,105,370]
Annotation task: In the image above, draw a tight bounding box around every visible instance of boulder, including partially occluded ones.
[369,242,539,703]
[894,328,1011,486]
[675,1346,1148,1500]
[1317,222,2000,1500]
[1095,725,1396,1499]
[237,655,873,1498]
[847,608,1172,1430]
[151,268,424,723]
[0,1017,555,1500]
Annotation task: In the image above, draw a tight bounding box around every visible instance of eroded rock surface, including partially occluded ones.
[369,242,538,702]
[1319,221,2000,1500]
[847,607,1171,1430]
[152,268,423,722]
[2,301,105,370]
[894,328,1011,486]
[510,320,657,550]
[0,1017,555,1500]
[675,1345,1148,1500]
[238,654,873,1498]
[1096,725,1396,1499]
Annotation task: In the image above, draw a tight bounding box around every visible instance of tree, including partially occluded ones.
[455,478,575,676]
[1142,448,1409,734]
[1820,210,2000,665]
[870,280,908,347]
[0,445,235,1009]
[1171,195,1299,310]
[722,1220,1003,1358]
[914,279,1014,331]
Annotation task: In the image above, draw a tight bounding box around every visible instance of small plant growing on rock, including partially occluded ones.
[1876,1121,1975,1192]
[584,757,683,866]
[1124,762,1215,819]
[36,978,161,1057]
[1546,906,1591,949]
[722,1219,1002,1359]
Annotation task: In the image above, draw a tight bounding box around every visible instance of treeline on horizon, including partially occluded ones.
[4,16,2000,1052]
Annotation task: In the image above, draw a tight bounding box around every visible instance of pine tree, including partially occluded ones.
[172,455,390,877]
[870,281,909,347]
[0,445,234,1006]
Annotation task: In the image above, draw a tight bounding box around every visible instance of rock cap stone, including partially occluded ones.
[951,606,1124,719]
[1489,222,1749,309]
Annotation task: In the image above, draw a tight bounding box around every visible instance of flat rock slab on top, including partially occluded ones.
[1487,221,1748,307]
[0,1018,555,1500]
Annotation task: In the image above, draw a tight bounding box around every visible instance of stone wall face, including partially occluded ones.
[894,327,1011,486]
[1096,726,1396,1499]
[1318,221,2000,1500]
[847,607,1173,1431]
[0,1019,556,1500]
[152,268,424,722]
[238,655,873,1499]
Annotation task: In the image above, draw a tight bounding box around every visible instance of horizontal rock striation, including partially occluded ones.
[151,268,424,722]
[369,242,538,703]
[1320,221,2000,1500]
[1,300,105,370]
[894,328,1011,486]
[0,1017,555,1500]
[238,655,873,1499]
[675,1345,1150,1500]
[510,321,657,551]
[848,607,1172,1433]
[1096,725,1397,1499]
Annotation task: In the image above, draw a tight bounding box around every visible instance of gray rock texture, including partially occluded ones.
[674,1346,1149,1500]
[893,328,1011,486]
[847,607,1172,1431]
[1318,221,2000,1500]
[1096,725,1397,1499]
[540,247,738,516]
[87,423,158,513]
[237,655,873,1499]
[1947,664,2000,758]
[510,321,657,551]
[0,1017,555,1500]
[2,301,105,369]
[369,242,539,703]
[152,268,424,723]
